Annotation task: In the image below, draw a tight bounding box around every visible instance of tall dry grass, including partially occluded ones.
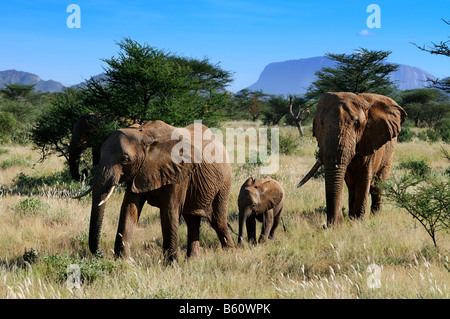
[0,124,449,299]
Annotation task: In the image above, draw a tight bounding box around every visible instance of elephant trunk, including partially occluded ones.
[324,164,346,226]
[68,141,86,182]
[320,127,355,226]
[89,169,119,255]
[238,207,252,245]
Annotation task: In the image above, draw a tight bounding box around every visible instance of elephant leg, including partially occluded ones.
[259,209,274,243]
[184,215,201,259]
[347,182,356,217]
[246,215,257,244]
[370,167,389,215]
[114,188,146,258]
[370,184,383,215]
[210,190,235,249]
[160,185,184,262]
[269,208,283,239]
[349,173,371,220]
[160,206,180,262]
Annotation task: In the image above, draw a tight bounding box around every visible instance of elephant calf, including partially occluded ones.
[238,177,284,244]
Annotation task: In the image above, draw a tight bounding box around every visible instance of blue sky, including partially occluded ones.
[0,0,449,91]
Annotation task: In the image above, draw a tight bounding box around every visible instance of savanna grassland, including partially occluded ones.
[0,122,449,299]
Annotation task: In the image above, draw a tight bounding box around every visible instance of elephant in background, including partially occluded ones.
[238,177,284,244]
[68,113,137,182]
[69,113,103,182]
[74,120,234,261]
[298,92,406,226]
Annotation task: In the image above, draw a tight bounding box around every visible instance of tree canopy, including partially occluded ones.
[82,38,232,126]
[32,38,233,161]
[413,19,450,93]
[1,83,36,101]
[307,48,399,99]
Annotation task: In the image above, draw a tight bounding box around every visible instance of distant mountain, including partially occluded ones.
[1,59,437,95]
[0,70,64,93]
[71,73,108,89]
[247,56,437,95]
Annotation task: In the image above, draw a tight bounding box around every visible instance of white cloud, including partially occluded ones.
[357,29,376,36]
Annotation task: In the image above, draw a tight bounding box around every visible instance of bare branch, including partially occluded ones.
[298,108,310,122]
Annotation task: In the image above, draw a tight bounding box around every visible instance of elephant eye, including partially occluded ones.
[354,119,360,129]
[121,154,130,164]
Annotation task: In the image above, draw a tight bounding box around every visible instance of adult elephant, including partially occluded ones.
[74,120,234,261]
[298,92,406,226]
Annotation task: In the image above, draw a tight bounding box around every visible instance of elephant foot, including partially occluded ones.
[326,215,343,227]
[258,236,268,244]
[163,249,179,264]
[370,204,382,215]
[349,213,366,221]
[187,241,200,259]
[114,246,131,259]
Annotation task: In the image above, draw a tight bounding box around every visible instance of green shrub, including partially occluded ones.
[435,118,450,143]
[397,125,414,142]
[0,111,17,143]
[398,159,431,177]
[445,166,450,177]
[43,253,117,285]
[11,168,79,195]
[241,153,267,169]
[0,147,9,155]
[0,99,45,144]
[380,173,450,248]
[426,128,441,142]
[14,196,50,216]
[23,248,39,264]
[278,133,300,155]
[416,130,428,142]
[0,155,33,169]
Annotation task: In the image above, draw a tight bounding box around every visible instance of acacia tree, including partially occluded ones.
[413,19,450,93]
[381,173,449,248]
[230,89,267,121]
[1,84,35,101]
[400,88,449,127]
[32,88,87,161]
[32,38,233,162]
[307,48,399,99]
[83,38,232,127]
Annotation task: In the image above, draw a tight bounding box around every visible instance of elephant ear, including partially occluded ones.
[260,179,283,209]
[313,93,338,146]
[131,121,196,193]
[358,94,407,156]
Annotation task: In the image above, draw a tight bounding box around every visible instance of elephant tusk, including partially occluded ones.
[98,185,116,207]
[297,159,322,188]
[72,185,93,199]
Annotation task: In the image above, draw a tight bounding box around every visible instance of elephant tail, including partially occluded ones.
[227,222,239,237]
[281,216,287,232]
